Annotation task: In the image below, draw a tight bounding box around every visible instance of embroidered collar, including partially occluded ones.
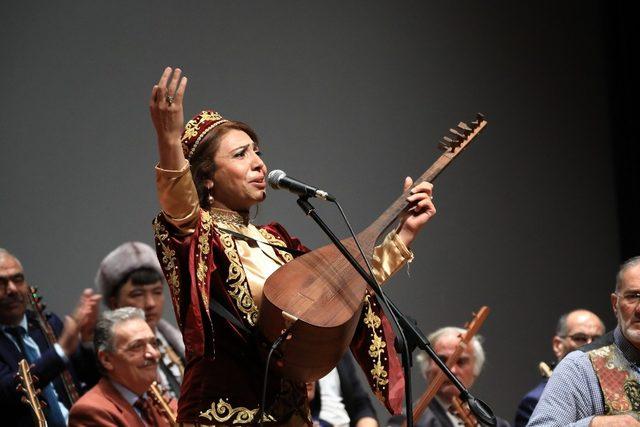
[615,327,640,366]
[210,208,249,226]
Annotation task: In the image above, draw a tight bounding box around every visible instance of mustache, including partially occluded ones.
[142,359,158,368]
[0,294,24,306]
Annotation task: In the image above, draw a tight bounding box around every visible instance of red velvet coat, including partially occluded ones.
[153,210,404,425]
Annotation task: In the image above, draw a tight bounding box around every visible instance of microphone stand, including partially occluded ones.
[296,197,496,426]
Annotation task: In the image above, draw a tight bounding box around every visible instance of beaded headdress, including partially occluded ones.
[181,110,229,160]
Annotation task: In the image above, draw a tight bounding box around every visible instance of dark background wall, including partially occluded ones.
[0,1,627,423]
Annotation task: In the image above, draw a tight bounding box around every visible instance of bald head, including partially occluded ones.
[0,248,22,268]
[553,309,605,360]
[0,248,28,325]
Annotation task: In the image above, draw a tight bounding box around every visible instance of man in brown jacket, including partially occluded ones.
[69,307,176,427]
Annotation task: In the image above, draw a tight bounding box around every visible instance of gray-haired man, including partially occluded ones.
[95,242,184,398]
[69,307,175,426]
[529,258,640,426]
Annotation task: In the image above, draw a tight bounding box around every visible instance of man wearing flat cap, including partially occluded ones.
[96,241,184,398]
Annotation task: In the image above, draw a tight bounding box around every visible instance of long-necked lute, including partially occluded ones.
[407,306,489,426]
[27,286,80,404]
[149,381,177,426]
[17,358,48,427]
[259,114,488,382]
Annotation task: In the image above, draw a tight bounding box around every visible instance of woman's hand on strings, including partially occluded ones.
[149,66,188,170]
[396,177,436,248]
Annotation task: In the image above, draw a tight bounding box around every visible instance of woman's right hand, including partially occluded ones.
[149,66,188,169]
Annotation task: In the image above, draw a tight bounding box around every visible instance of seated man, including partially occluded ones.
[69,307,176,427]
[96,241,184,397]
[514,309,604,426]
[390,326,509,427]
[309,351,378,426]
[529,257,640,426]
[0,248,100,427]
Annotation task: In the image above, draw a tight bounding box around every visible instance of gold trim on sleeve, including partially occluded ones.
[153,216,183,327]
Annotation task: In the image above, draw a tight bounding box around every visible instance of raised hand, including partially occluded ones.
[73,288,101,343]
[149,66,189,170]
[57,315,80,357]
[396,177,436,248]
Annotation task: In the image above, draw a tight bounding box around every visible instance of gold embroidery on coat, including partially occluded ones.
[153,217,182,327]
[363,294,389,390]
[258,229,294,263]
[196,211,213,309]
[219,231,259,326]
[199,399,274,424]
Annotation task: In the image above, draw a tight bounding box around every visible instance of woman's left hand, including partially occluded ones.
[396,177,436,248]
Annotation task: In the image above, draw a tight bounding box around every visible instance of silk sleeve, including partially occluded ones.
[155,160,200,236]
[371,230,414,284]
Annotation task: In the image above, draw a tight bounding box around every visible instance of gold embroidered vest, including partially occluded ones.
[588,343,640,417]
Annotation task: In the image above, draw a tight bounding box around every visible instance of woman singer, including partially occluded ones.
[149,67,436,426]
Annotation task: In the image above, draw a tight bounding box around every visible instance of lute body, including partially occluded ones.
[259,114,487,381]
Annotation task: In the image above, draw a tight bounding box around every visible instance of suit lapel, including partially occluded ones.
[98,378,146,426]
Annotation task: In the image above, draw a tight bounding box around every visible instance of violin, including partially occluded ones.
[259,114,488,381]
[27,286,80,404]
[16,358,48,427]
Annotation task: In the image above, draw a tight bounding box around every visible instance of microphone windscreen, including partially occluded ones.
[267,169,286,189]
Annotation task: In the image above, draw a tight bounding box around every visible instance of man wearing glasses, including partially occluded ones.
[514,309,605,426]
[529,257,640,426]
[69,307,176,426]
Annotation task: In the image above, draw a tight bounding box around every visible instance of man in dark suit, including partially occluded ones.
[69,307,176,427]
[310,352,378,426]
[0,248,101,427]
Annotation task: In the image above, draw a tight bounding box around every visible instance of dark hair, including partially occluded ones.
[112,267,163,300]
[190,121,259,209]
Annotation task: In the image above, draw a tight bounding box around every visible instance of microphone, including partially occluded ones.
[267,170,335,201]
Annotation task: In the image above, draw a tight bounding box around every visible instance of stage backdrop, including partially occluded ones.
[0,1,619,423]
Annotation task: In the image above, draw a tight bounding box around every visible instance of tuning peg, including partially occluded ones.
[473,113,486,125]
[21,396,28,404]
[32,374,39,383]
[449,128,466,139]
[457,122,472,136]
[16,384,24,392]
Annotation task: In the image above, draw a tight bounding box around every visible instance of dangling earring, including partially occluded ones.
[207,186,214,207]
[206,183,213,208]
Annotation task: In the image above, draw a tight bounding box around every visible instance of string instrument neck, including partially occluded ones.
[26,286,80,404]
[408,306,490,426]
[451,395,478,427]
[149,381,177,425]
[17,359,48,427]
[366,114,487,249]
